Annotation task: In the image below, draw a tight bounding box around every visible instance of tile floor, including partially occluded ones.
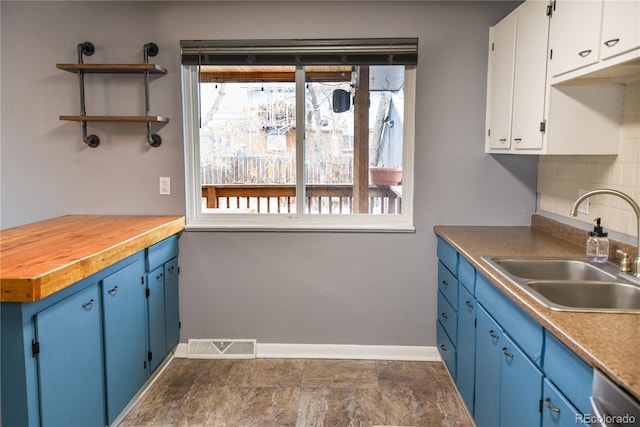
[119,358,473,427]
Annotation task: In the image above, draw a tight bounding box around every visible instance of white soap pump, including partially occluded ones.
[586,217,609,263]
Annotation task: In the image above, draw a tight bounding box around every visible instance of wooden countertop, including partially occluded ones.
[434,225,640,401]
[1,215,185,302]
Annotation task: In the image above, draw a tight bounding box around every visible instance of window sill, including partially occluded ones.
[184,222,416,233]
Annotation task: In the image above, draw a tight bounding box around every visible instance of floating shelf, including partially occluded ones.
[56,64,167,74]
[60,115,169,123]
[59,41,167,148]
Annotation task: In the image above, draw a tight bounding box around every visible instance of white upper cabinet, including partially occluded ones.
[485,0,550,153]
[548,0,602,77]
[600,0,640,61]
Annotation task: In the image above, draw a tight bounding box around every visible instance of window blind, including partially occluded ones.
[180,38,418,66]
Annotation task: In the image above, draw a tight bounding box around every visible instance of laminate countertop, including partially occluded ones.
[0,215,185,302]
[434,225,640,402]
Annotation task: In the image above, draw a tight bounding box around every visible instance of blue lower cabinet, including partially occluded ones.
[164,257,180,353]
[437,321,457,380]
[102,260,148,424]
[147,264,167,373]
[474,305,503,427]
[500,333,543,427]
[455,284,476,414]
[36,284,106,427]
[542,379,589,427]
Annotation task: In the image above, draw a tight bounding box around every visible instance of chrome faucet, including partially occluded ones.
[570,189,640,279]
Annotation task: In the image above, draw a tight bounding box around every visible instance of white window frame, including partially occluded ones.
[181,65,415,232]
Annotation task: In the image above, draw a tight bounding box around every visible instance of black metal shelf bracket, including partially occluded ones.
[143,43,162,147]
[76,42,100,147]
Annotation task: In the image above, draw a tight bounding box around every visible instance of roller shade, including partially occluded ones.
[180,38,418,66]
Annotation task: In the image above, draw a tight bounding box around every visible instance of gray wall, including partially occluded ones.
[1,1,536,346]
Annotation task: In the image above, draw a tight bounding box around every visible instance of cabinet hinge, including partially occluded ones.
[546,1,553,16]
[487,129,491,137]
[178,266,181,275]
[474,318,477,328]
[144,361,147,370]
[549,48,553,60]
[141,276,144,285]
[31,339,40,358]
[539,399,543,412]
[148,351,153,362]
[540,120,546,133]
[145,287,150,298]
[179,321,182,329]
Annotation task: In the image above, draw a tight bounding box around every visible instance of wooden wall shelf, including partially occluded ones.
[59,42,167,147]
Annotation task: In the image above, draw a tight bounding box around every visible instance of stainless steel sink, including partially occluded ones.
[526,281,640,311]
[491,257,617,281]
[484,256,640,313]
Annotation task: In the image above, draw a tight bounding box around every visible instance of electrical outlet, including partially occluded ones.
[160,177,171,195]
[577,189,589,214]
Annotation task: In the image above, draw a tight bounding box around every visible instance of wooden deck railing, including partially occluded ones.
[201,184,401,214]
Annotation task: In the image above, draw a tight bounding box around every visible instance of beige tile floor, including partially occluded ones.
[119,358,473,427]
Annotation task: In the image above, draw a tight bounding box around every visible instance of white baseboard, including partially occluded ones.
[175,342,440,361]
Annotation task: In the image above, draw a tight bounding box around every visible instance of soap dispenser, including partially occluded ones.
[587,217,609,263]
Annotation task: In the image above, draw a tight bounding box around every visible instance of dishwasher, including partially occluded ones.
[589,369,640,426]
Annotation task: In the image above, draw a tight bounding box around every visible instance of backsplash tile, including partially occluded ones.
[538,81,640,237]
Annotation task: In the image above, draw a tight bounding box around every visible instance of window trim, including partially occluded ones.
[181,65,416,232]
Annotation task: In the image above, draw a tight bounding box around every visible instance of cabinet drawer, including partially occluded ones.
[476,273,543,365]
[438,261,458,309]
[437,237,458,275]
[544,331,593,416]
[437,321,456,380]
[458,257,475,294]
[147,235,179,272]
[542,378,589,427]
[438,290,458,343]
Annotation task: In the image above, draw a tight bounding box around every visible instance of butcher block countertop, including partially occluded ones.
[0,215,185,302]
[434,221,640,401]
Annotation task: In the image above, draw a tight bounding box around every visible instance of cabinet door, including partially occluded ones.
[164,257,180,352]
[600,0,640,61]
[548,0,602,76]
[36,284,105,427]
[511,0,549,151]
[474,305,502,427]
[102,260,147,424]
[486,12,516,150]
[542,379,589,427]
[500,333,543,427]
[455,285,476,414]
[147,265,166,373]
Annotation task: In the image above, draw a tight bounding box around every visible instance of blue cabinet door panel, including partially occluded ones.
[164,257,180,352]
[456,284,476,414]
[437,237,459,275]
[438,261,459,309]
[543,331,593,415]
[500,332,543,427]
[147,265,166,373]
[474,305,502,427]
[476,273,543,365]
[102,260,148,424]
[36,284,106,427]
[438,290,458,342]
[437,321,457,380]
[542,378,589,427]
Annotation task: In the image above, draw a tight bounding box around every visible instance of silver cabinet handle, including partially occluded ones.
[489,330,499,340]
[108,285,118,295]
[441,280,448,287]
[499,138,507,143]
[82,299,95,309]
[502,347,513,358]
[544,398,561,413]
[465,300,474,309]
[604,38,620,47]
[441,312,448,320]
[440,344,448,351]
[156,273,163,280]
[578,49,592,57]
[513,138,522,143]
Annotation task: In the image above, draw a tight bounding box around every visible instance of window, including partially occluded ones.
[181,39,417,231]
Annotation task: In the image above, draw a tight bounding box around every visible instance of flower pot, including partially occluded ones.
[370,166,402,186]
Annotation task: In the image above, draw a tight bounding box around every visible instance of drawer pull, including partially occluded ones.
[578,49,592,58]
[513,138,522,143]
[440,344,448,351]
[502,347,514,359]
[156,273,164,280]
[168,266,175,273]
[108,285,119,295]
[465,300,474,309]
[499,138,507,143]
[544,398,561,413]
[489,330,499,340]
[604,38,620,47]
[82,299,95,309]
[441,280,448,287]
[441,312,448,320]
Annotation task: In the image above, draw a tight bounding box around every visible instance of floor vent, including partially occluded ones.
[187,339,256,359]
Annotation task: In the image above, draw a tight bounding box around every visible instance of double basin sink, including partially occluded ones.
[484,256,640,313]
